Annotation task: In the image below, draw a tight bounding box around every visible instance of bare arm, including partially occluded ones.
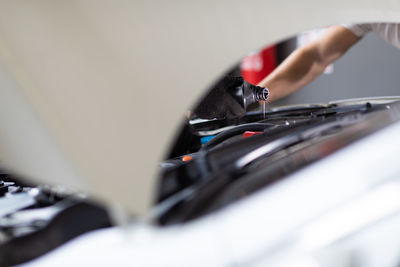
[258,25,362,102]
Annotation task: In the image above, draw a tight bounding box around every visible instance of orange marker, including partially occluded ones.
[182,155,193,162]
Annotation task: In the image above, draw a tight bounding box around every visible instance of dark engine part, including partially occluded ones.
[156,101,397,224]
[0,176,112,266]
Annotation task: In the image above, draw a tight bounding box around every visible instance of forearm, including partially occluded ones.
[257,25,361,102]
[258,45,327,102]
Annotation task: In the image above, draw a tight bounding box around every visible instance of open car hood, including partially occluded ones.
[0,1,398,216]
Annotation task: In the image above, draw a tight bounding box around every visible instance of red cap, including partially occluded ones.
[242,131,263,138]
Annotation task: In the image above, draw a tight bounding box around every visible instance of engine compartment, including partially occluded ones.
[1,98,400,265]
[156,99,400,224]
[0,174,111,266]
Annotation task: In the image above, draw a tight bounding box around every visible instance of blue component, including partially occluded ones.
[200,135,215,144]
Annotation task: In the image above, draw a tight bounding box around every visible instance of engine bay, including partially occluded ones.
[156,99,400,223]
[1,98,399,266]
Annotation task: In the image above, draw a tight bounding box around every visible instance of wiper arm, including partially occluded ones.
[235,118,358,170]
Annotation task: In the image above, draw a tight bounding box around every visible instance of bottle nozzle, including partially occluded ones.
[254,87,269,101]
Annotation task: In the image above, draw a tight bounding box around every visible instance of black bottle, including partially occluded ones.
[192,76,269,120]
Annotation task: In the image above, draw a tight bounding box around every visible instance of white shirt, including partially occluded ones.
[343,23,400,49]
